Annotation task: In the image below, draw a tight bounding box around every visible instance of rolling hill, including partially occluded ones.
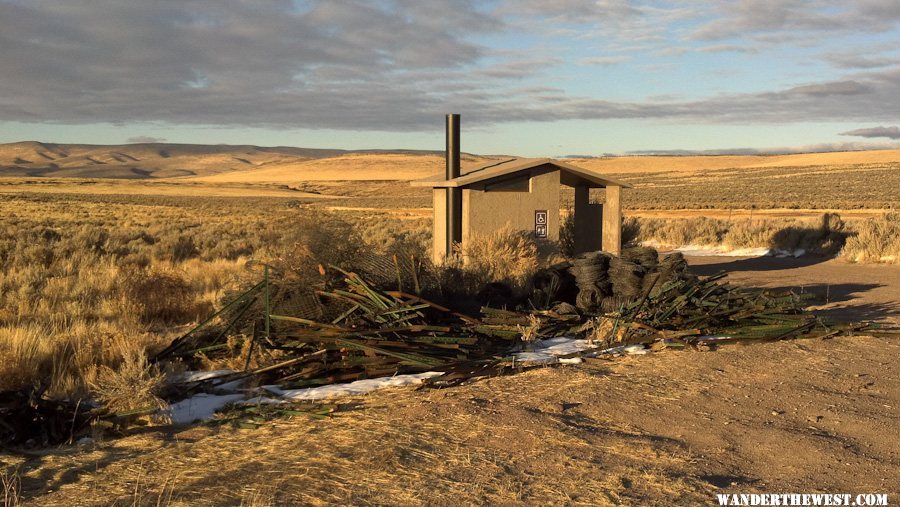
[0,141,349,179]
[2,141,899,183]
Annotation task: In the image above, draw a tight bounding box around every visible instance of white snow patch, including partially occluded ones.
[263,372,443,402]
[642,241,806,258]
[174,369,235,383]
[772,248,806,258]
[164,372,444,422]
[165,337,660,424]
[511,337,653,364]
[215,379,249,391]
[587,343,650,357]
[696,335,733,343]
[167,393,245,425]
[512,337,594,365]
[675,244,772,257]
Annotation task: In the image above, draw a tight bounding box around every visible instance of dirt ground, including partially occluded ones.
[3,257,899,506]
[689,256,900,330]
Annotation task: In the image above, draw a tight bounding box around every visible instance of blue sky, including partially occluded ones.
[1,0,899,156]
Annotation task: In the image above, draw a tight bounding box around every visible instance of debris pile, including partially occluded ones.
[155,267,514,389]
[154,248,868,393]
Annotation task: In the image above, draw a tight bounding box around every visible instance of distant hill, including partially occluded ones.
[2,141,898,182]
[0,141,357,179]
[0,141,499,182]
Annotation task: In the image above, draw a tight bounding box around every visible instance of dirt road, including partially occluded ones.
[688,255,900,330]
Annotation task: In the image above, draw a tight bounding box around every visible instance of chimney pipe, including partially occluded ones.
[445,114,462,255]
[446,114,460,180]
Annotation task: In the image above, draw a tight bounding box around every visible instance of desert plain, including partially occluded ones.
[0,142,898,505]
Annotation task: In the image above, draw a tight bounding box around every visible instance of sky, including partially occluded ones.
[1,0,900,157]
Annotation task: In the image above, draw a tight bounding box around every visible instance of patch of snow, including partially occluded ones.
[162,371,444,423]
[772,248,806,258]
[512,337,595,365]
[215,378,249,391]
[173,369,236,383]
[675,244,773,257]
[643,240,806,258]
[512,351,561,365]
[165,337,661,424]
[696,335,733,343]
[167,393,245,425]
[262,372,444,402]
[624,344,649,355]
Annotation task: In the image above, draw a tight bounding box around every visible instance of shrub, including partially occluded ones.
[447,225,539,294]
[841,213,900,263]
[270,214,366,273]
[120,267,206,325]
[89,348,168,416]
[559,210,576,257]
[172,235,200,262]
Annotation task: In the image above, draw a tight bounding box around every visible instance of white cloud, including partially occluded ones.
[577,56,631,66]
[0,1,897,133]
[840,126,900,139]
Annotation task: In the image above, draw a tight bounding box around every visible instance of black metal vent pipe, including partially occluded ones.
[446,114,462,255]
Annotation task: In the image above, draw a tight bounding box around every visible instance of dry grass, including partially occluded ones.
[840,213,900,264]
[629,213,853,255]
[195,152,497,183]
[610,162,900,210]
[445,225,540,295]
[1,155,896,406]
[1,467,20,507]
[0,193,430,403]
[630,212,900,264]
[567,149,900,174]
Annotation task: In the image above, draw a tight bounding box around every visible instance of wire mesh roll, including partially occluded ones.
[655,252,691,286]
[621,246,659,271]
[568,251,612,311]
[530,263,578,307]
[608,257,645,299]
[575,285,606,311]
[600,294,635,313]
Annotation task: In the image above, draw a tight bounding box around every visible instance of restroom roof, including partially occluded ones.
[410,157,633,189]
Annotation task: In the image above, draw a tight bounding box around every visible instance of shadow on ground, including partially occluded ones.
[689,254,837,274]
[691,256,900,327]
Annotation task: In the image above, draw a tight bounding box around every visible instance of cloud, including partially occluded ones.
[0,1,898,133]
[690,0,900,41]
[0,0,497,130]
[695,44,757,54]
[824,53,900,69]
[126,136,167,143]
[840,126,900,139]
[577,56,631,66]
[485,69,900,125]
[627,141,900,156]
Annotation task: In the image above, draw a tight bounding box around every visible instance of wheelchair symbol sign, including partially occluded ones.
[534,210,548,238]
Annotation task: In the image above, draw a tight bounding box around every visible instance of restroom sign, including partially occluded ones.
[534,210,548,238]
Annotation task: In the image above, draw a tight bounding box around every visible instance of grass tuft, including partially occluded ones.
[89,346,168,418]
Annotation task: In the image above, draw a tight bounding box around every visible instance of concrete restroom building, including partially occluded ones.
[413,114,631,265]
